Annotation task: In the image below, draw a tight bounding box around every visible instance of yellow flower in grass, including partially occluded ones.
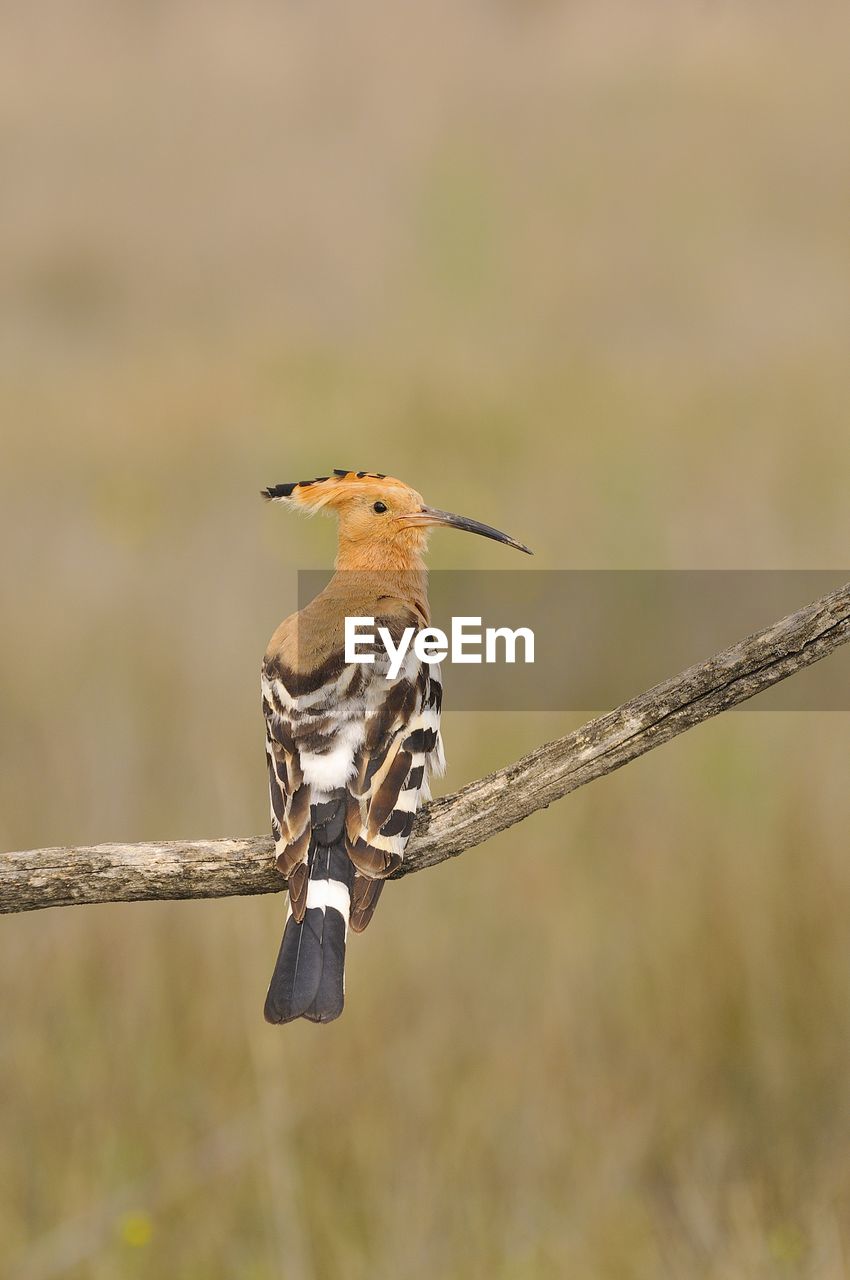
[768,1224,804,1265]
[118,1210,154,1248]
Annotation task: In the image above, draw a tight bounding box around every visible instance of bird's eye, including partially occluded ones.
[373,501,388,514]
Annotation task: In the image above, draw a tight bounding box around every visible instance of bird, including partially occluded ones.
[260,469,532,1025]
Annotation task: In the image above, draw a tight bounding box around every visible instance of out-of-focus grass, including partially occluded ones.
[2,3,850,1276]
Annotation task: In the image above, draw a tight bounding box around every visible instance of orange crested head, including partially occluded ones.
[262,468,532,568]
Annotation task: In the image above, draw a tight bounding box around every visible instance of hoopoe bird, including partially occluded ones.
[260,469,532,1024]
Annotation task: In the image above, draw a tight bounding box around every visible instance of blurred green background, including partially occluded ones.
[2,3,850,1277]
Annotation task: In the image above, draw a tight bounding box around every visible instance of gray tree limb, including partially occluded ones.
[3,582,849,915]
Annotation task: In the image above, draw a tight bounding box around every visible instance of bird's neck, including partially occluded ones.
[334,540,427,575]
[332,539,429,613]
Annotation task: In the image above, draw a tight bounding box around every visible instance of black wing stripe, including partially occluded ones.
[380,810,415,838]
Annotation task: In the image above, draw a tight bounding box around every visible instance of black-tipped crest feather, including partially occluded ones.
[263,470,389,504]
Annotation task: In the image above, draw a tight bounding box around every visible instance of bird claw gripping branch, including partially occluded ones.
[260,470,531,1025]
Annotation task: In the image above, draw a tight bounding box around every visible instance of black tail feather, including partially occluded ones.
[264,798,354,1026]
[264,905,327,1023]
[303,904,347,1023]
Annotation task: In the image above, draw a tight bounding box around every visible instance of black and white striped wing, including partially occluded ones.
[261,664,313,921]
[345,657,444,931]
[263,623,444,932]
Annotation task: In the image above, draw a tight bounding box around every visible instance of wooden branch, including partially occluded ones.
[3,582,850,916]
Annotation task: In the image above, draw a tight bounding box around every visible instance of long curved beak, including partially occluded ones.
[399,506,533,555]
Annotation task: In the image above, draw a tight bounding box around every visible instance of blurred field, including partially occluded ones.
[3,2,850,1276]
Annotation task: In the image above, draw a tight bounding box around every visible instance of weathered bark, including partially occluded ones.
[3,582,849,915]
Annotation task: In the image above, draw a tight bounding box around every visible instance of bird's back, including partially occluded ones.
[262,571,444,1023]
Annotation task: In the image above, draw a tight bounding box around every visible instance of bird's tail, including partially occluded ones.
[264,796,354,1025]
